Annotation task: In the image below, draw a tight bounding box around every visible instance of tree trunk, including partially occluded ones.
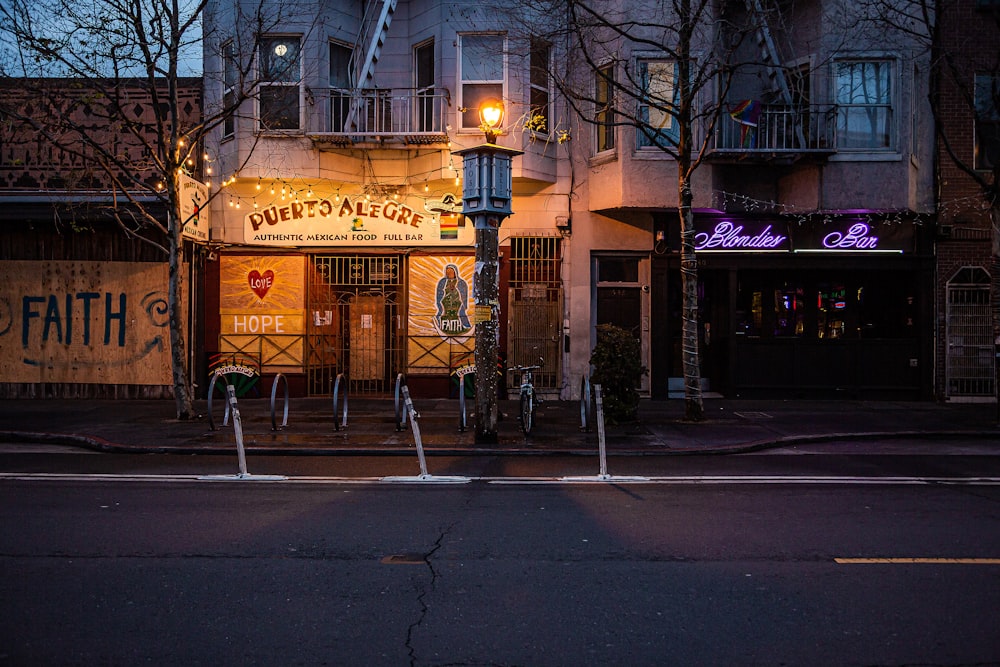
[678,170,704,422]
[167,209,193,420]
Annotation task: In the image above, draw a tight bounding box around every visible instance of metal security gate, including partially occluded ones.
[946,267,995,399]
[307,255,405,395]
[508,236,562,392]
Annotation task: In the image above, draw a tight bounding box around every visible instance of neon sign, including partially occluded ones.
[822,223,879,250]
[694,220,788,252]
[689,217,912,253]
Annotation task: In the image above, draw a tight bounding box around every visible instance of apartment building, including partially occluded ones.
[202,0,936,400]
[933,0,1000,402]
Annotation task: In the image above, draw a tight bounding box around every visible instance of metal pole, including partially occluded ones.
[455,143,521,444]
[402,385,429,477]
[228,384,249,478]
[595,384,608,479]
[474,220,500,443]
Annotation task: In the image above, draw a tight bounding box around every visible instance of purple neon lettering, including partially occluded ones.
[822,223,879,250]
[694,221,786,250]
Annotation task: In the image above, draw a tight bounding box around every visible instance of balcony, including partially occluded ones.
[306,87,451,148]
[706,103,838,162]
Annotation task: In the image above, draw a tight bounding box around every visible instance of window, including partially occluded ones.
[222,41,237,137]
[974,74,1000,170]
[259,36,301,131]
[734,272,917,340]
[415,40,435,132]
[459,34,505,130]
[529,39,551,134]
[330,41,352,132]
[597,257,639,283]
[835,59,893,150]
[595,63,615,152]
[638,59,679,149]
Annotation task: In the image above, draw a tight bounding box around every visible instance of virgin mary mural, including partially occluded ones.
[435,263,471,335]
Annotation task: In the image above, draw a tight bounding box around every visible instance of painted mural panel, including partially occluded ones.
[407,255,475,373]
[219,255,306,370]
[0,261,174,384]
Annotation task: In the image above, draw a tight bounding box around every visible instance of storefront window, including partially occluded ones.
[817,282,848,339]
[774,286,805,337]
[735,272,916,340]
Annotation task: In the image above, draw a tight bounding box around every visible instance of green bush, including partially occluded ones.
[589,323,647,423]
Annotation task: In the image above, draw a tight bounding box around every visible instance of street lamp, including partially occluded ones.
[479,99,505,144]
[455,100,522,443]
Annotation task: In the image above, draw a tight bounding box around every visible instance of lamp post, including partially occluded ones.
[455,100,523,443]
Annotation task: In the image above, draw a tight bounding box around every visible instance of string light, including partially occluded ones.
[711,190,939,228]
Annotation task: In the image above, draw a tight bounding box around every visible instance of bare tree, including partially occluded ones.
[502,0,755,421]
[0,0,281,417]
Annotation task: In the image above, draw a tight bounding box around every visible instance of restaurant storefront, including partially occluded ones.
[206,189,482,397]
[651,213,935,399]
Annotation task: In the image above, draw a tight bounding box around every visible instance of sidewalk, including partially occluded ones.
[1,395,998,455]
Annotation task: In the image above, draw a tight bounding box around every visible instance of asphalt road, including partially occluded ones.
[2,448,999,666]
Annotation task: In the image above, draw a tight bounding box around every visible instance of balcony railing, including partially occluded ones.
[307,87,450,145]
[708,103,838,157]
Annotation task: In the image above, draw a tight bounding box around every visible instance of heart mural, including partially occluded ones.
[248,269,275,300]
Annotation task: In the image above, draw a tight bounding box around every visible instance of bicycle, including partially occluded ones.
[511,359,543,434]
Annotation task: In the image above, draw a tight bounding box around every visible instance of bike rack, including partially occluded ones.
[458,371,473,432]
[207,370,232,431]
[332,373,348,431]
[382,383,469,484]
[579,375,592,432]
[561,383,648,483]
[270,373,290,431]
[199,383,286,482]
[394,373,408,431]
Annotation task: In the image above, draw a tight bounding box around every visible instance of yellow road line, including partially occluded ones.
[835,558,1000,564]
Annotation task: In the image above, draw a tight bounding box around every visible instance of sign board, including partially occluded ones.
[693,217,914,254]
[218,255,306,369]
[242,193,471,247]
[179,173,210,242]
[0,261,175,384]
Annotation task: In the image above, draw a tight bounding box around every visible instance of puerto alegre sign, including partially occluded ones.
[243,193,471,247]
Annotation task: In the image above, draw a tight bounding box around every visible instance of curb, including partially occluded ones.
[3,428,999,457]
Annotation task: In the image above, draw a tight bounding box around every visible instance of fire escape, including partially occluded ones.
[307,0,450,147]
[708,0,837,161]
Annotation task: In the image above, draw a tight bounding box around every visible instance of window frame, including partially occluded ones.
[833,57,896,153]
[222,40,237,138]
[636,58,680,150]
[257,35,303,133]
[594,62,616,153]
[974,73,1000,171]
[528,38,551,136]
[458,33,507,133]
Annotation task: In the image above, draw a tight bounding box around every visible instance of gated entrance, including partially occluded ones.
[307,254,405,395]
[508,236,563,393]
[946,266,995,399]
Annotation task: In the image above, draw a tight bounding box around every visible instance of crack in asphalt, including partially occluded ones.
[406,521,455,667]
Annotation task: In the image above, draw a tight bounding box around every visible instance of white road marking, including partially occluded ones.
[835,558,1000,564]
[1,473,999,485]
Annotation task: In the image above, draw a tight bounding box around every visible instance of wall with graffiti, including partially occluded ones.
[0,261,175,384]
[407,255,475,375]
[218,254,306,372]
